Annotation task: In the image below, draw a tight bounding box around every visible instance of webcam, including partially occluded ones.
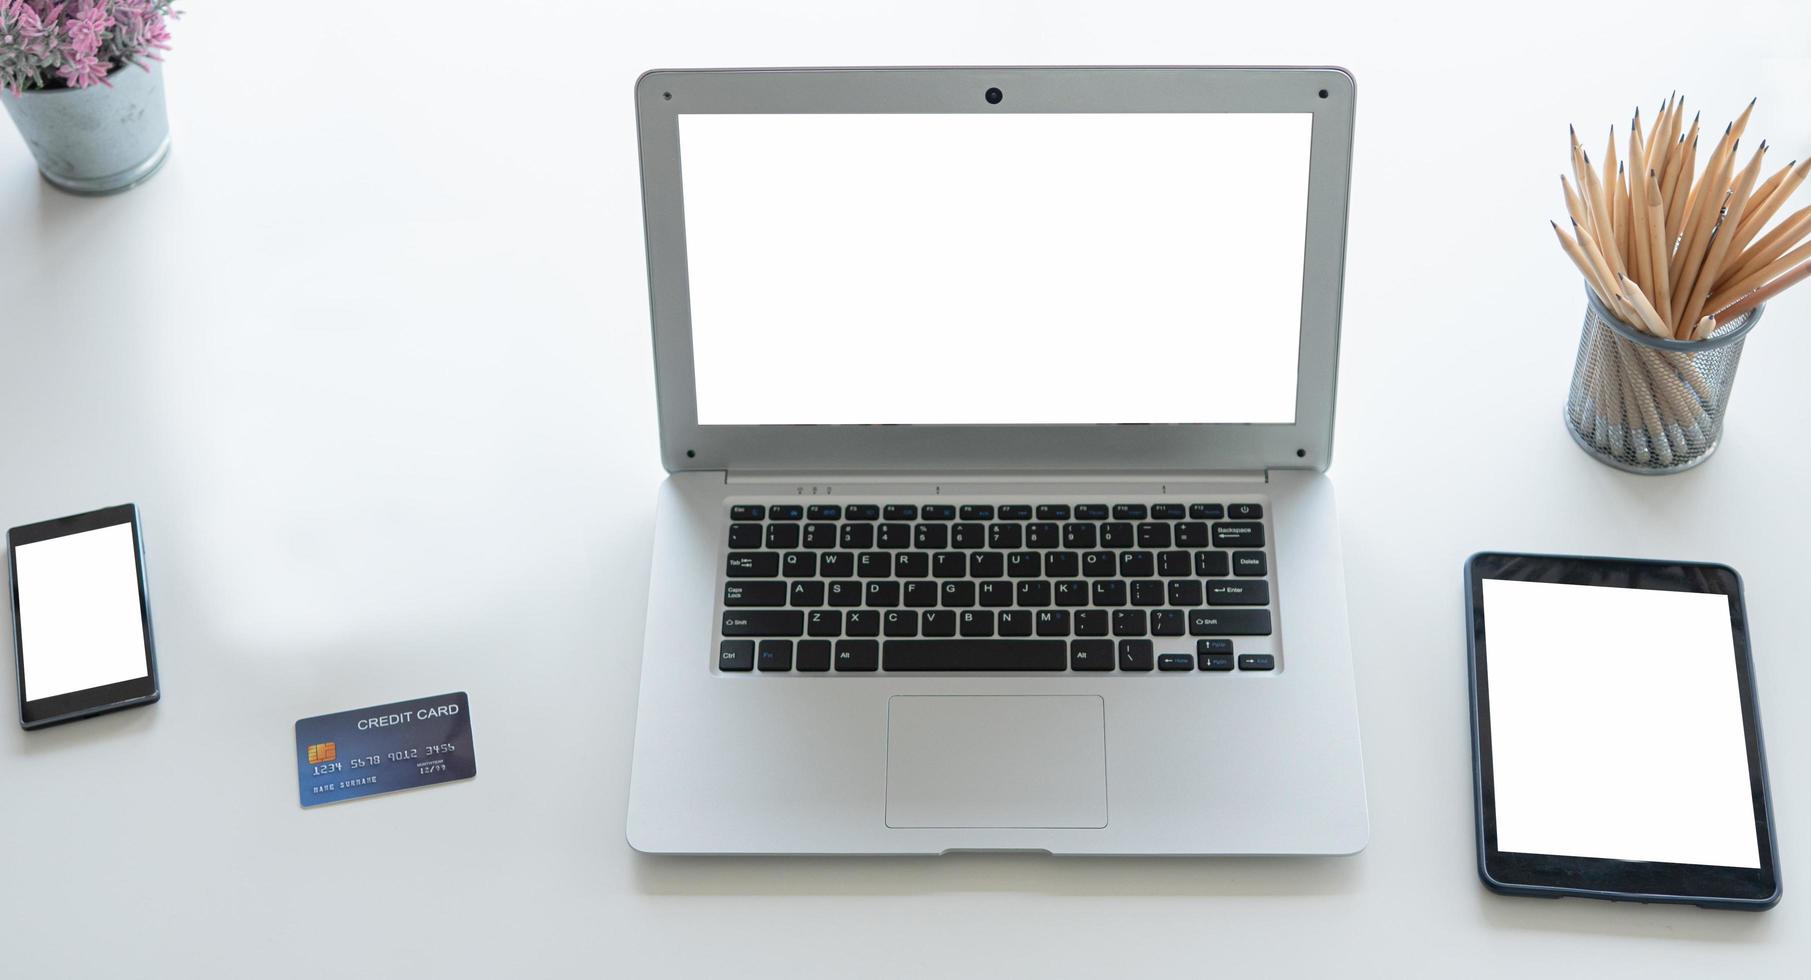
[984,87,1003,105]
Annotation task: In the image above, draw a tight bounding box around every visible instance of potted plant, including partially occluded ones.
[1,0,176,195]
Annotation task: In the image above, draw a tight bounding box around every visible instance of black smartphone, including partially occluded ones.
[8,504,161,729]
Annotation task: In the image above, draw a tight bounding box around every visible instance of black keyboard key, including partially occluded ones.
[1081,552,1116,578]
[724,581,785,606]
[1006,552,1041,578]
[1158,550,1193,577]
[1197,639,1235,655]
[1091,580,1127,607]
[1136,523,1172,548]
[978,581,1013,607]
[969,552,1005,578]
[959,505,994,520]
[941,581,976,607]
[1208,580,1270,606]
[803,523,837,549]
[856,553,890,579]
[797,640,833,671]
[1044,551,1080,577]
[1212,522,1265,548]
[1118,551,1155,577]
[769,505,804,521]
[728,523,763,548]
[1151,504,1187,519]
[1074,504,1109,520]
[807,608,840,637]
[835,639,879,671]
[1112,609,1147,637]
[932,552,967,579]
[1233,551,1268,576]
[960,610,994,637]
[988,523,1024,549]
[789,581,825,607]
[1113,504,1147,520]
[1188,609,1272,636]
[1195,551,1230,576]
[999,505,1033,520]
[1074,609,1109,636]
[1130,580,1165,606]
[727,552,778,577]
[1190,503,1224,520]
[920,505,956,521]
[883,639,1066,671]
[807,504,841,520]
[894,552,929,578]
[817,552,853,579]
[883,505,918,520]
[1035,610,1070,636]
[840,523,875,549]
[998,609,1034,636]
[1238,654,1276,671]
[1054,580,1089,607]
[1198,652,1235,671]
[1158,654,1193,671]
[922,609,957,637]
[719,640,754,671]
[1063,523,1098,549]
[952,523,986,549]
[1100,522,1133,548]
[1229,503,1264,520]
[865,581,900,607]
[1168,580,1204,606]
[877,523,912,549]
[1151,610,1186,636]
[1071,639,1114,670]
[1027,523,1060,548]
[1017,580,1052,607]
[846,610,879,636]
[884,610,919,637]
[903,581,937,608]
[1036,504,1071,520]
[782,552,816,578]
[722,610,804,637]
[766,524,801,549]
[844,505,880,521]
[1175,522,1209,547]
[828,581,862,607]
[730,505,765,521]
[1118,640,1154,671]
[759,640,794,671]
[914,524,949,549]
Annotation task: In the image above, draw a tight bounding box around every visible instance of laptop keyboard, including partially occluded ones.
[715,500,1278,674]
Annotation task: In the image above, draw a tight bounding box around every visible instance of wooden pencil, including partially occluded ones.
[1678,142,1769,334]
[1728,157,1809,259]
[1707,256,1811,322]
[1720,204,1811,286]
[1704,238,1811,314]
[1644,170,1673,325]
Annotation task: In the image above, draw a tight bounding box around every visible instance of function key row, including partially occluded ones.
[730,503,1262,522]
[730,521,1265,552]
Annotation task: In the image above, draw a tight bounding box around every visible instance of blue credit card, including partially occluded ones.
[294,692,475,808]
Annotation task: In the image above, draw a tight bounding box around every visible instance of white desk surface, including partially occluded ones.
[3,2,1810,975]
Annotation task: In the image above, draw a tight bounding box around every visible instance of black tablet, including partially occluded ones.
[8,504,160,729]
[1465,552,1779,910]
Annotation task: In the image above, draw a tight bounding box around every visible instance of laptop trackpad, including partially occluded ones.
[885,695,1108,829]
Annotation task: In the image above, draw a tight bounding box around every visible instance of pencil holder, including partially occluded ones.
[1564,287,1762,474]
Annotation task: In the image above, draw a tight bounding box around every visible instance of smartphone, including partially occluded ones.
[8,504,161,729]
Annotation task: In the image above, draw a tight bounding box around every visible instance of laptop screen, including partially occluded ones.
[676,112,1313,426]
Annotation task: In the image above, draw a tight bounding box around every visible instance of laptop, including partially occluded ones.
[627,67,1368,855]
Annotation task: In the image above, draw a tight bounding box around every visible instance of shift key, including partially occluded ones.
[722,610,804,636]
[1188,609,1272,636]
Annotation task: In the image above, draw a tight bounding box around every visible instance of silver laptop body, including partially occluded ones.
[627,67,1367,855]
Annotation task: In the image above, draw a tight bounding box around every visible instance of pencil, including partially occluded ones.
[1707,256,1811,322]
[1644,170,1673,325]
[1720,204,1811,286]
[1728,158,1809,258]
[1678,142,1769,334]
[1704,238,1811,315]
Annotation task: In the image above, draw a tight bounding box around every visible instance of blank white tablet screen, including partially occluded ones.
[1483,578,1758,868]
[678,112,1313,425]
[14,522,149,701]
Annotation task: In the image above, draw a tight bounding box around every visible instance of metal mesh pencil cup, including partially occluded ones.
[1565,287,1762,474]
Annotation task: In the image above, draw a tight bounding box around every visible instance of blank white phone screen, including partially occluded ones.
[677,112,1313,425]
[15,522,149,701]
[1482,578,1758,868]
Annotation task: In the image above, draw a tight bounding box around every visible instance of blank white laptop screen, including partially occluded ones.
[677,112,1314,426]
[1482,578,1759,868]
[14,522,149,701]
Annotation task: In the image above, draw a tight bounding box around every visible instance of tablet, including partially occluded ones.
[8,504,160,729]
[1465,552,1779,910]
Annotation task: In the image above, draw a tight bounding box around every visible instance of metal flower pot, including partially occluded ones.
[1,60,170,195]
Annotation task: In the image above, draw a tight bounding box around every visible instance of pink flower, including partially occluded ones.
[61,4,111,55]
[2,0,173,91]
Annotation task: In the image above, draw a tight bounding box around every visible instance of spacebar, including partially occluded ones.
[883,640,1068,671]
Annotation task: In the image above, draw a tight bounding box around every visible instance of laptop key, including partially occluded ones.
[782,552,816,578]
[1081,552,1116,578]
[759,640,794,671]
[729,505,765,521]
[856,553,890,578]
[998,505,1032,520]
[1194,551,1230,577]
[1006,552,1041,577]
[1063,522,1097,549]
[840,523,875,549]
[1118,640,1154,671]
[1027,523,1060,548]
[865,581,901,607]
[819,552,854,578]
[998,610,1034,636]
[724,581,785,606]
[728,523,763,548]
[796,640,832,671]
[914,524,949,549]
[877,523,912,549]
[941,581,976,607]
[903,581,936,608]
[1198,653,1235,671]
[932,552,967,579]
[1036,610,1070,637]
[1054,580,1089,607]
[920,505,956,521]
[895,552,929,578]
[1112,609,1148,637]
[1158,653,1193,671]
[1136,523,1171,548]
[1208,580,1270,606]
[952,523,986,549]
[978,581,1013,607]
[1229,503,1264,519]
[1130,580,1165,606]
[988,523,1024,549]
[1233,551,1267,576]
[846,610,880,637]
[1071,639,1114,670]
[969,552,1005,578]
[768,505,804,521]
[1044,551,1080,577]
[789,581,825,607]
[1101,522,1134,548]
[883,505,917,520]
[1074,609,1109,636]
[1091,580,1127,606]
[1167,580,1203,606]
[766,524,801,549]
[828,581,861,607]
[884,610,919,637]
[883,639,1066,671]
[1175,522,1209,547]
[1151,610,1186,636]
[834,640,879,671]
[960,610,994,637]
[843,505,880,521]
[727,552,778,577]
[1212,522,1264,548]
[1036,504,1070,520]
[1017,581,1052,607]
[719,640,754,671]
[1189,504,1224,520]
[922,610,957,637]
[1119,551,1155,577]
[807,505,841,520]
[959,505,994,520]
[1238,654,1276,671]
[1113,504,1147,520]
[1188,609,1272,636]
[1074,504,1109,520]
[803,523,837,549]
[1150,504,1187,519]
[722,611,804,637]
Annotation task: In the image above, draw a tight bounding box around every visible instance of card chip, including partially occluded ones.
[307,742,336,764]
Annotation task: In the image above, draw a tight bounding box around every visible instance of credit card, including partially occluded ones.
[295,692,475,808]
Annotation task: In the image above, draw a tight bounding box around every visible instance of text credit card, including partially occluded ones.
[295,692,475,808]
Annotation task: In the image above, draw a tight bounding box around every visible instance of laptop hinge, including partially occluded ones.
[722,470,1270,490]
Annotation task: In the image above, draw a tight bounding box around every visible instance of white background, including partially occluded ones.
[682,113,1309,424]
[1482,579,1758,868]
[1,0,1808,976]
[14,522,149,700]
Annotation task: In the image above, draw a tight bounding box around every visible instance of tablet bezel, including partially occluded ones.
[1465,551,1779,910]
[8,504,161,729]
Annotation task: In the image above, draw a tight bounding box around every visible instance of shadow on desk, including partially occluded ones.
[633,852,1361,898]
[1476,887,1776,943]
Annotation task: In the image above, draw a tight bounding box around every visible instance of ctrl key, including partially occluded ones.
[1237,654,1276,671]
[719,640,754,671]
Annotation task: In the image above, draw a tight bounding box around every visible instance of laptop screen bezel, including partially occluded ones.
[636,66,1355,474]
